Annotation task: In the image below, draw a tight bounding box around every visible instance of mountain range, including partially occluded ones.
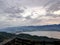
[0,24,60,33]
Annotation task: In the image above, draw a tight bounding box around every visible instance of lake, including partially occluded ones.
[18,31,60,39]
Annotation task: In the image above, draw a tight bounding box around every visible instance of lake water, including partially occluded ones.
[19,31,60,39]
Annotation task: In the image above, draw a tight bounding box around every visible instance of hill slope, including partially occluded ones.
[0,32,15,42]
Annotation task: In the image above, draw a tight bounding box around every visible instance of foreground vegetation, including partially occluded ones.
[0,32,15,42]
[0,32,60,45]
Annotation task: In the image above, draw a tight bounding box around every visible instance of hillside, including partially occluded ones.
[0,32,16,42]
[17,33,60,42]
[0,32,60,43]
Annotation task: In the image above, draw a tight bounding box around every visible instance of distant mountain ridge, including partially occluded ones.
[1,24,60,33]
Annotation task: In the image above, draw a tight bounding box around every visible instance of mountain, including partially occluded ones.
[1,24,60,33]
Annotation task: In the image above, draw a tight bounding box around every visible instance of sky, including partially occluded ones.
[0,0,60,28]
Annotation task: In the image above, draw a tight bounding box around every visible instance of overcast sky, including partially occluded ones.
[0,0,60,28]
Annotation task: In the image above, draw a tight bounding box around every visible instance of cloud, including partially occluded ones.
[0,0,60,28]
[47,0,60,11]
[53,10,60,15]
[4,7,24,14]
